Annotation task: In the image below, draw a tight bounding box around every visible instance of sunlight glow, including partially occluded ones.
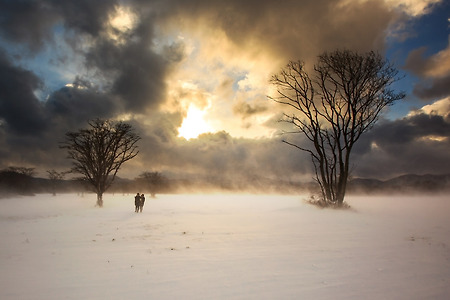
[110,6,136,32]
[107,6,137,44]
[371,142,380,150]
[178,105,213,140]
[419,135,448,142]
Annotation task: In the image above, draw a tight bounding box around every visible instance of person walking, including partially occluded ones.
[139,194,145,213]
[134,193,141,213]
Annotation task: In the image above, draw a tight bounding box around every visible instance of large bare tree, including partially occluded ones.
[271,50,405,206]
[61,119,140,207]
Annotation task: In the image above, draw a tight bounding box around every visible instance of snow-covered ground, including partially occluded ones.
[1,193,449,299]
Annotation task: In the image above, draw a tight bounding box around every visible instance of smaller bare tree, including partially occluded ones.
[138,171,165,198]
[60,119,140,207]
[46,169,67,196]
[8,166,35,177]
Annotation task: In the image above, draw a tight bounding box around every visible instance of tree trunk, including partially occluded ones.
[96,192,103,207]
[336,152,351,206]
[336,186,345,207]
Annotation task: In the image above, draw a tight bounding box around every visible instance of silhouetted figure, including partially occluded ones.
[140,194,145,213]
[134,193,141,213]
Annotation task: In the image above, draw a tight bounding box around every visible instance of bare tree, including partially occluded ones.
[270,50,405,207]
[61,119,140,207]
[46,169,67,196]
[138,171,166,198]
[8,166,35,177]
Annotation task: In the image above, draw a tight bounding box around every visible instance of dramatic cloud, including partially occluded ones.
[383,0,442,16]
[0,0,448,182]
[405,45,450,100]
[0,50,47,135]
[352,99,450,178]
[0,0,57,52]
[413,97,450,117]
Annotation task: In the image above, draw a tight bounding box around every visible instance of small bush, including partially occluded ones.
[304,194,351,209]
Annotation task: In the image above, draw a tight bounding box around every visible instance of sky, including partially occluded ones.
[0,0,449,183]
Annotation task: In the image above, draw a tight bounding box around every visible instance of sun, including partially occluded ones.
[178,105,213,139]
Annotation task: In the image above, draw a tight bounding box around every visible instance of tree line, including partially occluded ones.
[0,167,169,198]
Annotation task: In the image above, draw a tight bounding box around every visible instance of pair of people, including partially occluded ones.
[134,193,145,213]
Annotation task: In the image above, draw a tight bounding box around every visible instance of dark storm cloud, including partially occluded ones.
[0,0,57,53]
[404,47,429,75]
[0,76,122,173]
[0,50,47,134]
[0,0,117,48]
[367,113,450,149]
[0,0,176,172]
[1,0,175,112]
[352,112,450,178]
[85,38,169,112]
[413,76,450,100]
[50,0,117,36]
[404,46,450,100]
[163,0,394,60]
[78,4,187,112]
[45,85,119,127]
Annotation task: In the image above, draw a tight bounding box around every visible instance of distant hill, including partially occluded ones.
[348,174,450,194]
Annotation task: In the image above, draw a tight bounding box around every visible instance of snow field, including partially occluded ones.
[1,193,449,299]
